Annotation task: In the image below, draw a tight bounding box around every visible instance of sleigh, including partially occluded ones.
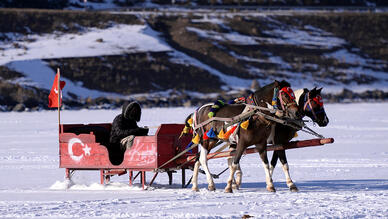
[59,122,333,189]
[59,123,196,189]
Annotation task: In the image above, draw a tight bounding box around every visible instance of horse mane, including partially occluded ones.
[253,80,292,104]
[253,81,276,102]
[294,88,309,105]
[278,80,291,89]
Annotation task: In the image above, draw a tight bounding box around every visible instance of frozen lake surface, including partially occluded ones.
[0,103,387,218]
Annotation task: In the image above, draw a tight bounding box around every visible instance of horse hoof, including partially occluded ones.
[224,188,233,193]
[192,187,199,192]
[267,186,276,193]
[232,184,240,190]
[208,185,216,191]
[290,186,299,192]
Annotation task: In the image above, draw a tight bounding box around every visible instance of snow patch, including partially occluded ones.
[6,60,124,99]
[186,26,258,45]
[0,24,172,66]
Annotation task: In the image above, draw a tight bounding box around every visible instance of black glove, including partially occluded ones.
[140,127,149,136]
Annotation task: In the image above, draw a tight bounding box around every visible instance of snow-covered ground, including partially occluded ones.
[0,103,387,218]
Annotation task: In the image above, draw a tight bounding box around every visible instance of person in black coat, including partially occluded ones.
[108,101,149,165]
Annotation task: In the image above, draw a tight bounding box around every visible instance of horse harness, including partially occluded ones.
[192,87,299,141]
[303,92,325,121]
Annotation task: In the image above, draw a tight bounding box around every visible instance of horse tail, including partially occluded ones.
[179,113,194,138]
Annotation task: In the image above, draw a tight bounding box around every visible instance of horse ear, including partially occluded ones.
[317,87,323,94]
[274,80,279,86]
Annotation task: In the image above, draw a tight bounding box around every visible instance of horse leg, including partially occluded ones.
[198,147,216,191]
[270,150,279,177]
[268,124,277,177]
[277,150,298,192]
[258,146,275,192]
[191,160,200,192]
[227,144,242,190]
[227,156,242,190]
[225,147,244,193]
[227,156,235,186]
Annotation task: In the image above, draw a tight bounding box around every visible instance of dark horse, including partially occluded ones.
[229,87,330,192]
[188,80,300,192]
[267,87,329,191]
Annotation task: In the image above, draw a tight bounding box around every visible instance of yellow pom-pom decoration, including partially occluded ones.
[272,100,277,106]
[179,126,190,138]
[240,120,249,130]
[192,134,200,144]
[183,126,190,134]
[293,132,298,138]
[187,118,193,125]
[208,111,214,118]
[217,129,225,139]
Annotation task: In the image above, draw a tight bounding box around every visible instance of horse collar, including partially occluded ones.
[246,93,255,105]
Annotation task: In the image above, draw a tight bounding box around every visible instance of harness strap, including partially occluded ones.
[271,87,279,109]
[304,93,318,121]
[278,90,286,111]
[156,142,199,171]
[176,140,228,170]
[301,124,324,138]
[193,108,257,132]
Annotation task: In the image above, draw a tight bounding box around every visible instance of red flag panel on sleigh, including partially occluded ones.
[59,123,195,170]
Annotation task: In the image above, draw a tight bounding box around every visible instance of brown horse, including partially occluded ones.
[189,80,300,193]
[267,87,329,191]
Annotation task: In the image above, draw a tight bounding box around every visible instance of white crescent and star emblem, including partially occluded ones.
[53,87,63,98]
[68,138,91,162]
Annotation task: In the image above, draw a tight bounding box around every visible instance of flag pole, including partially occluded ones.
[57,68,61,126]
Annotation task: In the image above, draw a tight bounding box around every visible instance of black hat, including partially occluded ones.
[122,101,141,122]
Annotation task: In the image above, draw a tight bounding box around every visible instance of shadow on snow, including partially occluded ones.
[192,179,388,192]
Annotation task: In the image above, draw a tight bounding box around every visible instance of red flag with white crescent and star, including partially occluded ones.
[48,73,66,108]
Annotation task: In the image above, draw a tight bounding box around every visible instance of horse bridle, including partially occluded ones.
[303,92,325,121]
[278,87,298,113]
[251,86,297,117]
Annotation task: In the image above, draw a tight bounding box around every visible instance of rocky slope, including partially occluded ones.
[0,9,387,111]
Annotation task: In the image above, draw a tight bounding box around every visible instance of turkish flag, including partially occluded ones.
[48,73,66,108]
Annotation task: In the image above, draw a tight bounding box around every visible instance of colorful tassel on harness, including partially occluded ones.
[186,142,194,153]
[192,133,200,144]
[223,125,237,139]
[208,100,225,118]
[179,126,190,138]
[204,128,217,140]
[217,129,225,139]
[207,128,217,138]
[240,120,249,130]
[294,132,298,138]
